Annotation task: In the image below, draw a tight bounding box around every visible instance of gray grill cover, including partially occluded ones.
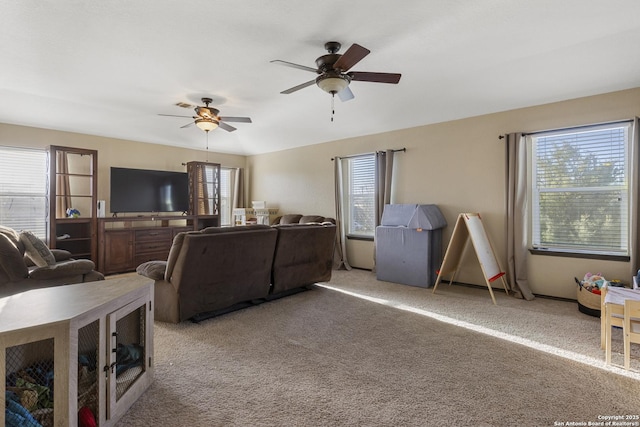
[375,204,447,287]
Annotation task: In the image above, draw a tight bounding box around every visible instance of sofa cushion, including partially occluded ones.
[0,233,28,281]
[20,231,56,267]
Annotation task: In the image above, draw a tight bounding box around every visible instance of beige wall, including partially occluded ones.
[248,87,640,299]
[3,87,640,299]
[0,124,246,215]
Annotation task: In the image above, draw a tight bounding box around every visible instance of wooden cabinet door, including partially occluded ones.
[103,230,134,274]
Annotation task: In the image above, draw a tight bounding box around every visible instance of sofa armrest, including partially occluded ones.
[28,259,96,280]
[51,249,73,262]
[136,261,167,281]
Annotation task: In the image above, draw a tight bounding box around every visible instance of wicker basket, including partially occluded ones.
[577,286,601,317]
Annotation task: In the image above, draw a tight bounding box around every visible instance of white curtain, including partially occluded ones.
[505,133,535,300]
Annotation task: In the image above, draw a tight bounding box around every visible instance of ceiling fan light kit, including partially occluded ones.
[195,118,218,132]
[316,73,350,94]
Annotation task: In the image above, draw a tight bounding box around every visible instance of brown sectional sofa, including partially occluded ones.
[137,222,336,323]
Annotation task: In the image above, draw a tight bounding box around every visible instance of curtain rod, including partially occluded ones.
[331,147,406,161]
[498,118,634,140]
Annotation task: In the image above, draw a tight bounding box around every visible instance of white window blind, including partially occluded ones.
[220,168,231,226]
[531,122,631,256]
[345,155,375,236]
[0,146,48,239]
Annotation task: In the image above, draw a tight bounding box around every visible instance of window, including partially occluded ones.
[342,154,375,237]
[0,146,48,239]
[530,122,632,257]
[219,167,232,226]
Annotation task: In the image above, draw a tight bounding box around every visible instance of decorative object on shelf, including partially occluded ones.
[66,208,80,218]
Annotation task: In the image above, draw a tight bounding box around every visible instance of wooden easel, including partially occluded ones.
[432,213,509,304]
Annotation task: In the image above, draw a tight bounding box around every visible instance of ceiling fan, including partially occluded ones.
[271,41,401,101]
[159,97,252,132]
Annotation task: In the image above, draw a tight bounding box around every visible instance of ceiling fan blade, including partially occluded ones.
[218,121,237,132]
[180,121,195,129]
[333,43,370,72]
[281,79,316,94]
[349,71,401,84]
[159,113,193,118]
[270,60,317,73]
[219,116,252,123]
[337,86,355,102]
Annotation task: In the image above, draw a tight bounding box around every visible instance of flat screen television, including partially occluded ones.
[110,167,189,214]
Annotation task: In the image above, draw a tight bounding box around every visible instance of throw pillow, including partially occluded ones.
[19,231,56,267]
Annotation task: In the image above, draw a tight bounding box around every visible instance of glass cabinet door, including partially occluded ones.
[187,161,221,229]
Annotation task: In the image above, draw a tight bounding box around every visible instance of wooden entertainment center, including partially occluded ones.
[46,146,222,275]
[97,213,220,274]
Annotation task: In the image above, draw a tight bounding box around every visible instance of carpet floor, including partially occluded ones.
[115,269,640,427]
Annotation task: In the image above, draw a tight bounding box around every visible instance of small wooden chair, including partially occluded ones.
[623,299,640,369]
[602,283,640,368]
[602,286,625,364]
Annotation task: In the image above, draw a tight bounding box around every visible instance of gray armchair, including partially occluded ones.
[0,225,104,298]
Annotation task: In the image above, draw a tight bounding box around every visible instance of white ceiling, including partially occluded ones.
[2,1,640,156]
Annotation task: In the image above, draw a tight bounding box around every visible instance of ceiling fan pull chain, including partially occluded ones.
[206,131,210,162]
[331,93,335,122]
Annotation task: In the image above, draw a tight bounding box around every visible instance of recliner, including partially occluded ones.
[0,225,104,298]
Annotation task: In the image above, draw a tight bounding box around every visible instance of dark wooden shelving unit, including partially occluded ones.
[48,145,98,261]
